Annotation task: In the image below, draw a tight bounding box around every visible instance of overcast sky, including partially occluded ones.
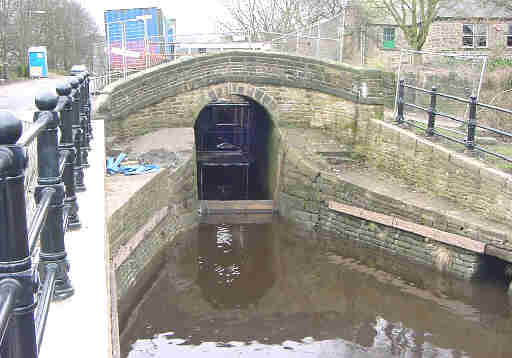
[80,0,228,34]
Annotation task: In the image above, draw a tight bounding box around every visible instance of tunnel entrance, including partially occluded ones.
[195,95,274,202]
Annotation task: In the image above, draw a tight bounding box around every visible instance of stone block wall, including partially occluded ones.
[358,119,512,229]
[104,80,381,141]
[277,136,495,279]
[107,156,198,328]
[424,20,512,56]
[97,51,390,140]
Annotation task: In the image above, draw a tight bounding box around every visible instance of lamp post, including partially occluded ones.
[136,15,152,70]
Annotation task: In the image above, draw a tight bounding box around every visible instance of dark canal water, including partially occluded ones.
[121,216,512,358]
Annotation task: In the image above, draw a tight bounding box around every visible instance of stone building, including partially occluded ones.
[347,0,512,69]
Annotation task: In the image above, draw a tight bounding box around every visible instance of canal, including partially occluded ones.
[121,216,512,358]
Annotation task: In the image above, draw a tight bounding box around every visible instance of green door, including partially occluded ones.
[383,28,396,49]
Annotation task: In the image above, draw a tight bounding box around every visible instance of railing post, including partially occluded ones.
[395,79,405,125]
[56,82,80,229]
[69,77,86,192]
[427,86,437,137]
[33,92,74,300]
[466,94,477,151]
[84,71,93,142]
[0,111,38,358]
[77,74,90,168]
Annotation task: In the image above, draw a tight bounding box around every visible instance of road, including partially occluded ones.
[0,75,66,122]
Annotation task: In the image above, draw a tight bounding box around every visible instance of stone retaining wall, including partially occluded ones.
[104,51,512,322]
[107,155,198,328]
[277,141,485,279]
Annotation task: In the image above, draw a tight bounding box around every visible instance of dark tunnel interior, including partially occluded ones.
[194,95,273,201]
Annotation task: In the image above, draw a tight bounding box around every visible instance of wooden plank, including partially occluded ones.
[328,201,487,254]
[393,218,434,239]
[360,208,394,227]
[201,200,275,213]
[199,213,274,225]
[328,201,363,218]
[430,228,486,254]
[485,245,512,263]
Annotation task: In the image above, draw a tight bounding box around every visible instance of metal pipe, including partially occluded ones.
[474,124,512,137]
[16,112,52,147]
[28,188,55,255]
[62,205,70,233]
[58,150,69,178]
[474,145,512,162]
[435,92,470,103]
[35,263,57,353]
[404,102,429,112]
[478,102,512,115]
[435,111,467,125]
[0,279,20,346]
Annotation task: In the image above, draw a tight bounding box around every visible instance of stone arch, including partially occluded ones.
[192,82,280,201]
[188,82,280,128]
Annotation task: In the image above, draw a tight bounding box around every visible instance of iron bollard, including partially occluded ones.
[426,86,437,137]
[33,92,74,300]
[84,71,93,141]
[0,111,38,358]
[79,73,91,156]
[56,82,80,229]
[395,79,405,125]
[69,77,86,192]
[77,75,90,168]
[466,95,477,151]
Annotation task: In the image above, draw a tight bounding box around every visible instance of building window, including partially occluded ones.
[463,24,488,48]
[383,27,396,49]
[507,24,512,47]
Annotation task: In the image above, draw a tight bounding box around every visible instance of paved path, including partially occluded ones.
[0,75,65,121]
[39,120,110,358]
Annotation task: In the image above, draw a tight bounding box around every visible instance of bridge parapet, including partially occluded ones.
[97,51,389,136]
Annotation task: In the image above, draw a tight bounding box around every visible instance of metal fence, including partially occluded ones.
[269,13,345,62]
[0,71,92,357]
[396,79,512,163]
[89,12,350,94]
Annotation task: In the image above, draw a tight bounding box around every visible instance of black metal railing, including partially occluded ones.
[0,69,92,357]
[395,79,512,162]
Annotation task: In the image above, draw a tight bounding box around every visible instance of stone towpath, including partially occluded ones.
[39,119,110,358]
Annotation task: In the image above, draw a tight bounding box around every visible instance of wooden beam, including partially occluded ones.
[328,201,487,254]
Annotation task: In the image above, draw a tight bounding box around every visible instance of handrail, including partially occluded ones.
[16,112,52,147]
[0,68,92,358]
[28,188,56,255]
[35,264,57,353]
[395,79,512,163]
[0,279,20,346]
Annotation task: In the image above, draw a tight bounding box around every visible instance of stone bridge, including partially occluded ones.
[97,51,512,323]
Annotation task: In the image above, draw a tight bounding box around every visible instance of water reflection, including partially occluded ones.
[197,223,275,309]
[122,216,512,358]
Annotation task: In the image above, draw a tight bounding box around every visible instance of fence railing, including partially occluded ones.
[395,79,512,163]
[0,70,92,357]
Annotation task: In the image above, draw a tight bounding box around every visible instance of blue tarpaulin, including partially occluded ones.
[106,153,160,175]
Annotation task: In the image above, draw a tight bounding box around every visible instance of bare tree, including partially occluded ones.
[364,0,444,51]
[0,0,100,74]
[218,0,304,39]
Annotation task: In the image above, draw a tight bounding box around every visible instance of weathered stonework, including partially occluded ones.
[107,154,198,328]
[96,51,388,139]
[104,51,512,313]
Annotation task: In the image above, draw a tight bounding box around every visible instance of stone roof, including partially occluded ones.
[366,0,512,26]
[437,0,512,18]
